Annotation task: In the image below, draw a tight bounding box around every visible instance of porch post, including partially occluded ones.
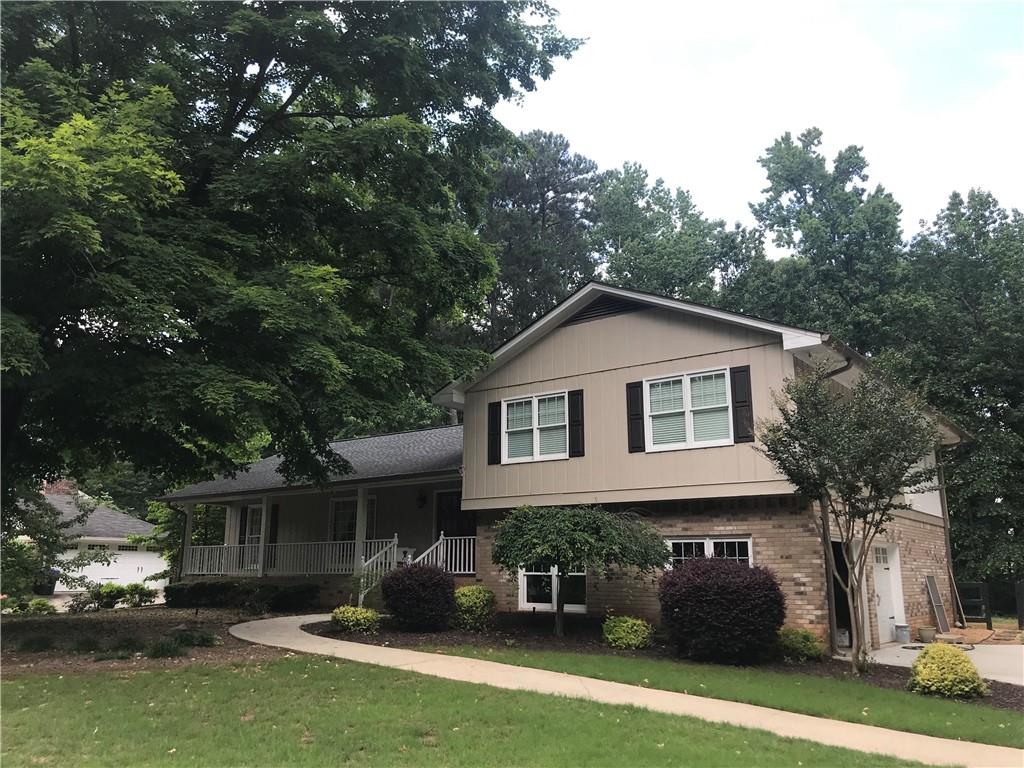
[180,503,195,578]
[257,495,270,577]
[353,485,369,576]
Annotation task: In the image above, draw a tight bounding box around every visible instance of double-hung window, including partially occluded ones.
[502,392,567,463]
[645,369,731,451]
[666,537,752,567]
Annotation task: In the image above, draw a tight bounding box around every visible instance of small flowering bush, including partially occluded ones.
[908,644,988,699]
[602,615,654,650]
[454,586,496,631]
[331,605,382,634]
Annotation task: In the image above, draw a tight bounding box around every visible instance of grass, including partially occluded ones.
[428,645,1024,749]
[0,656,925,767]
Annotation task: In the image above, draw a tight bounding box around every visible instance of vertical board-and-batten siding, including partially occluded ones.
[462,306,796,509]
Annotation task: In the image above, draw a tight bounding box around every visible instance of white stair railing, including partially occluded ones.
[358,533,398,607]
[413,532,476,575]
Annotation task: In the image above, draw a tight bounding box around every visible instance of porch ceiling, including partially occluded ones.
[160,425,463,504]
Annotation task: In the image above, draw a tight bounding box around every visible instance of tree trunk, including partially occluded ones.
[847,578,861,674]
[554,568,565,637]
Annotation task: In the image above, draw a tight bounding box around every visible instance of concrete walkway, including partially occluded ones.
[872,643,1024,686]
[231,615,1024,768]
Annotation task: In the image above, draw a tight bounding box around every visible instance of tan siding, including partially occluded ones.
[463,307,795,507]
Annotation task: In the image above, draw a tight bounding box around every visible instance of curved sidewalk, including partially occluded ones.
[231,615,1023,768]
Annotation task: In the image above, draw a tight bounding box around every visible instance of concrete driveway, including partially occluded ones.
[872,643,1024,686]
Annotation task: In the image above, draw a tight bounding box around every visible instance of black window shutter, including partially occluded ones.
[237,506,248,545]
[568,389,585,457]
[487,401,501,465]
[626,381,645,453]
[730,365,755,443]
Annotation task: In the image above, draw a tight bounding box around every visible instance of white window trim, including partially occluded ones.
[643,367,733,452]
[517,566,587,613]
[241,503,263,548]
[327,495,378,541]
[501,390,569,464]
[665,536,754,568]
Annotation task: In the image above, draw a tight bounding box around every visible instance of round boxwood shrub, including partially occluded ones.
[331,605,382,634]
[380,564,456,630]
[658,557,785,664]
[602,615,654,650]
[454,586,496,631]
[777,627,827,663]
[907,643,988,699]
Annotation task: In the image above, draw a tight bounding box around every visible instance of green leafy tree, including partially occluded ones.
[491,505,668,636]
[880,191,1024,583]
[1,2,578,575]
[758,364,938,671]
[732,128,904,352]
[595,163,752,303]
[475,131,600,348]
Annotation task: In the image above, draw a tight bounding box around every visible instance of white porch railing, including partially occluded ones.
[183,539,398,577]
[184,544,261,576]
[358,535,398,607]
[183,536,475,577]
[413,533,476,575]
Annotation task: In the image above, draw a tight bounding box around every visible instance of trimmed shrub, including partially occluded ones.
[96,583,128,609]
[331,605,382,634]
[603,615,654,650]
[67,591,100,613]
[121,583,158,608]
[145,638,187,658]
[908,644,988,699]
[658,557,786,664]
[454,586,496,631]
[25,598,57,615]
[380,564,456,630]
[17,635,54,652]
[777,627,827,663]
[163,580,319,611]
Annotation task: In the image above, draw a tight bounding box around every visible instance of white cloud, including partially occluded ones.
[495,0,1023,239]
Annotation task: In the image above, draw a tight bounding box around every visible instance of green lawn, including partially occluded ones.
[1,656,923,768]
[427,645,1024,749]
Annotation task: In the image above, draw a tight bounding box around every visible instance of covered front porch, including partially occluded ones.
[178,477,477,602]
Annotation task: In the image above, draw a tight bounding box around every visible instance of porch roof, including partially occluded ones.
[160,425,462,503]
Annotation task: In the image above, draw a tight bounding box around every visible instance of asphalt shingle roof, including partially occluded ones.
[161,424,463,502]
[47,493,156,540]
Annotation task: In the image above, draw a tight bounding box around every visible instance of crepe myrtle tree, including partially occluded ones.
[758,363,938,672]
[492,505,668,636]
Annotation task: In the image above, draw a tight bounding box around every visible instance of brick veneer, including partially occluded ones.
[461,498,954,650]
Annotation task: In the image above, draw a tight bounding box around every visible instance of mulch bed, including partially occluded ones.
[1,607,289,676]
[305,613,1024,713]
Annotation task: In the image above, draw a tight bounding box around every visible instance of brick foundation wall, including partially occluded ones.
[466,498,832,640]
[863,511,954,647]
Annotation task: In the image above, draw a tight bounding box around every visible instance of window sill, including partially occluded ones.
[501,454,569,466]
[645,439,734,453]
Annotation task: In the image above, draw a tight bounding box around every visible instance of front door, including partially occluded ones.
[435,491,475,537]
[873,545,897,643]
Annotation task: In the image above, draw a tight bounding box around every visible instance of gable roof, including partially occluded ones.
[161,424,463,503]
[432,281,826,409]
[47,493,156,540]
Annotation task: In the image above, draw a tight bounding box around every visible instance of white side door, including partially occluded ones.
[873,546,897,643]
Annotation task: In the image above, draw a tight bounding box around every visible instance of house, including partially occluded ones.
[162,282,966,649]
[45,485,168,593]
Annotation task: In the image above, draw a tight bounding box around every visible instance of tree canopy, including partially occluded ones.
[492,504,668,635]
[758,363,938,669]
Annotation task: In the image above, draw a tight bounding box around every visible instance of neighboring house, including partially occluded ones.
[162,282,966,649]
[48,490,167,592]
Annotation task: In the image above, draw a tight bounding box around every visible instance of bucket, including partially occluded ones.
[919,626,937,643]
[895,624,910,644]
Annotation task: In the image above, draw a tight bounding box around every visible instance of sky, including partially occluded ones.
[493,0,1024,241]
